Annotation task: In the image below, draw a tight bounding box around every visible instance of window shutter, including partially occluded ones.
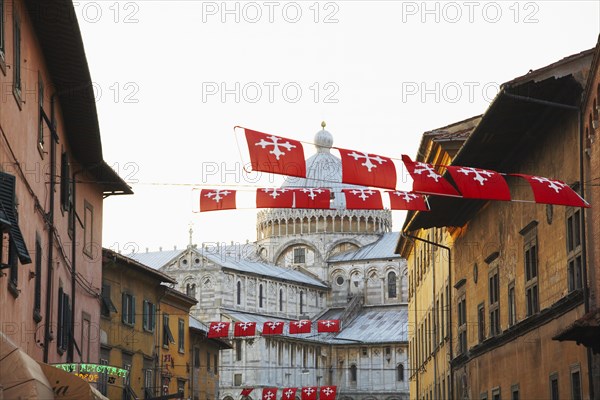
[142,300,148,329]
[122,292,127,324]
[151,304,156,331]
[132,296,136,325]
[0,172,31,263]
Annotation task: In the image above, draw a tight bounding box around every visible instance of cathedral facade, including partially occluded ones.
[131,128,409,400]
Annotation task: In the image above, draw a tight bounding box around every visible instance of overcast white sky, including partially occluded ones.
[75,1,599,254]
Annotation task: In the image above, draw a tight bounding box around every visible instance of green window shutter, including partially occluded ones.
[122,292,127,324]
[142,300,148,329]
[151,303,156,331]
[132,296,136,325]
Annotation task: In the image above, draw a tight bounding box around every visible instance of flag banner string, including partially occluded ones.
[232,126,590,209]
[236,385,338,400]
[208,320,341,339]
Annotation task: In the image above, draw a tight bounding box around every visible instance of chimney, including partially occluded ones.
[159,246,162,252]
[174,245,177,250]
[145,247,149,253]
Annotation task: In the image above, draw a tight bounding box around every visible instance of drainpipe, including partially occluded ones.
[402,232,452,400]
[42,95,58,363]
[502,90,593,400]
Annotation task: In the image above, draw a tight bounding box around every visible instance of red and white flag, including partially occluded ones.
[342,189,383,210]
[262,321,285,335]
[262,388,278,400]
[338,148,397,190]
[319,386,338,400]
[512,174,590,208]
[388,191,429,211]
[301,387,318,400]
[245,128,306,178]
[447,166,511,201]
[293,188,331,209]
[200,189,236,212]
[281,388,297,400]
[317,319,340,333]
[234,322,256,337]
[207,321,230,338]
[402,155,460,197]
[289,320,312,334]
[257,188,294,208]
[241,388,254,397]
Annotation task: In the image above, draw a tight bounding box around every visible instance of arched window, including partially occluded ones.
[388,271,397,298]
[397,363,404,382]
[190,284,196,299]
[186,283,191,296]
[236,281,242,305]
[259,284,264,308]
[300,291,304,315]
[279,289,283,312]
[350,364,357,382]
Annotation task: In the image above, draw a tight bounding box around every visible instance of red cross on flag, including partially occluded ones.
[262,321,285,335]
[207,321,230,338]
[234,321,257,337]
[293,188,331,209]
[447,166,511,201]
[387,190,429,211]
[342,189,383,210]
[317,319,341,333]
[402,155,460,197]
[319,386,338,400]
[301,386,318,400]
[281,388,297,400]
[512,174,590,208]
[289,320,312,334]
[262,388,278,400]
[241,388,254,397]
[200,189,236,212]
[244,128,306,178]
[338,148,397,190]
[257,188,294,208]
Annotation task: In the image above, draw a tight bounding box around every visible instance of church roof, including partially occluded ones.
[222,305,407,344]
[328,232,401,262]
[129,249,185,269]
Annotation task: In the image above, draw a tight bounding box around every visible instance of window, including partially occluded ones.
[101,283,117,317]
[236,281,242,305]
[0,0,4,62]
[457,296,467,354]
[81,313,91,362]
[511,384,519,400]
[293,247,305,264]
[361,347,368,356]
[566,209,583,291]
[477,303,485,343]
[388,271,397,298]
[122,293,135,326]
[489,268,500,336]
[13,10,21,99]
[142,300,155,331]
[350,364,357,382]
[186,283,196,298]
[571,368,582,400]
[98,357,109,395]
[259,284,264,308]
[193,347,200,368]
[178,319,185,353]
[163,314,174,347]
[491,387,500,400]
[144,369,153,397]
[177,379,185,395]
[397,364,404,382]
[234,374,242,386]
[5,236,18,297]
[235,340,242,361]
[522,225,539,316]
[83,201,94,258]
[57,286,70,352]
[38,73,45,151]
[508,282,516,327]
[300,291,304,315]
[550,374,559,400]
[279,288,283,311]
[33,234,42,322]
[60,152,72,212]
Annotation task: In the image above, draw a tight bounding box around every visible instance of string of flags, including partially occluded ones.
[239,385,337,400]
[207,320,340,339]
[223,127,589,209]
